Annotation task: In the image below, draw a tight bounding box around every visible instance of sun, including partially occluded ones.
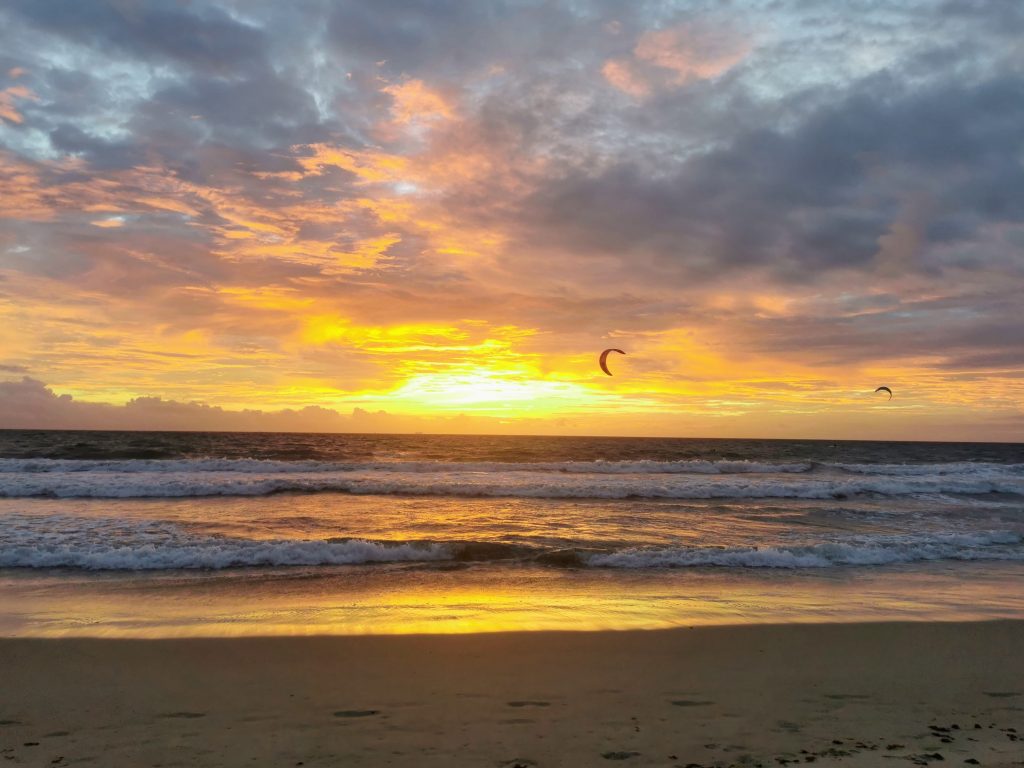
[387,370,600,414]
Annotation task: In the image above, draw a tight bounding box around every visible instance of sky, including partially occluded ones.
[1,0,1023,440]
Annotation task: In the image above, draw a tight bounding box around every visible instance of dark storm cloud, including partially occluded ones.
[141,70,321,148]
[324,0,628,76]
[326,0,500,72]
[495,70,1024,284]
[4,0,267,75]
[48,124,146,170]
[939,0,1024,35]
[0,1,335,175]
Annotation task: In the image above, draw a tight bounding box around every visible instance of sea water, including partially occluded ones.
[1,431,1022,636]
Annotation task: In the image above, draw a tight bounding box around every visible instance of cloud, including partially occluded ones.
[4,1,268,76]
[488,70,1024,291]
[0,2,1023,439]
[633,21,748,83]
[3,375,1020,441]
[0,83,36,124]
[0,377,467,433]
[601,59,650,98]
[381,79,454,126]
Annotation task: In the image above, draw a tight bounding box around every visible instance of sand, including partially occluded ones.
[1,622,1022,767]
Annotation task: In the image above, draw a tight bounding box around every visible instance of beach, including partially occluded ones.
[5,0,1024,762]
[2,433,1023,765]
[2,622,1022,767]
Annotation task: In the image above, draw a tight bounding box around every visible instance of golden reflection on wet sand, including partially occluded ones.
[3,561,1023,638]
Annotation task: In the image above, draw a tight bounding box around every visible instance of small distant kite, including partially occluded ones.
[874,386,893,400]
[599,348,626,376]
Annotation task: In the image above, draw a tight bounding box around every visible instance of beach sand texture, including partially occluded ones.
[1,622,1022,767]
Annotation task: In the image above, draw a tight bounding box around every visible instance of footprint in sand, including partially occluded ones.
[601,751,641,760]
[333,710,380,718]
[823,694,870,700]
[983,691,1021,698]
[671,700,714,707]
[506,701,550,708]
[158,712,206,719]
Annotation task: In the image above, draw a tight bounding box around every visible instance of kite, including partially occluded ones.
[599,348,626,376]
[874,386,893,400]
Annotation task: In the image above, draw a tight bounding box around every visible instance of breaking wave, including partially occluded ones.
[0,457,814,475]
[589,531,1024,568]
[1,519,1020,571]
[0,458,1022,500]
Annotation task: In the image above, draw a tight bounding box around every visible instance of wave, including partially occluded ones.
[0,458,1022,501]
[589,531,1024,568]
[828,462,1024,476]
[6,457,1021,476]
[1,523,1020,571]
[1,464,1023,499]
[0,457,815,475]
[0,523,451,570]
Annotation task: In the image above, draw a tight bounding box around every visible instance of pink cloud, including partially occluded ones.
[602,22,748,98]
[0,84,37,124]
[634,22,748,82]
[601,59,650,98]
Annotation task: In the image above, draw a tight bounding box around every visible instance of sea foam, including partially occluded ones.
[1,526,1020,571]
[0,459,1022,499]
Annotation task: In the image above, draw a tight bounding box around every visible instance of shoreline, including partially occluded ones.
[5,614,1024,640]
[6,559,1024,638]
[2,621,1022,766]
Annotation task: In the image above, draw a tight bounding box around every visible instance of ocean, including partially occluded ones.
[1,430,1022,636]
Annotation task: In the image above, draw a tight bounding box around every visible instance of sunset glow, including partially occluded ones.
[1,2,1023,440]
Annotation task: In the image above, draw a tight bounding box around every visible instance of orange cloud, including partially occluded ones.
[0,15,1018,443]
[136,196,200,217]
[381,79,454,125]
[635,22,748,83]
[0,152,56,220]
[298,144,410,184]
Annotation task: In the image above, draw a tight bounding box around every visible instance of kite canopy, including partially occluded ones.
[599,348,626,376]
[874,386,893,400]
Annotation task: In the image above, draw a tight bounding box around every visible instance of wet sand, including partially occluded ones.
[1,622,1022,767]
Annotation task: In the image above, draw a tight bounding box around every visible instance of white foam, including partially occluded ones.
[829,462,1024,476]
[0,457,813,475]
[2,518,1021,570]
[1,465,1023,499]
[0,458,339,474]
[588,531,1024,569]
[0,517,449,570]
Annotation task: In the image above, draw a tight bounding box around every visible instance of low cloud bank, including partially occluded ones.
[0,377,467,433]
[2,377,1023,442]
